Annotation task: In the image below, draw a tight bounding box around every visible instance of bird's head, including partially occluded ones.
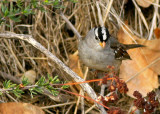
[94,27,110,48]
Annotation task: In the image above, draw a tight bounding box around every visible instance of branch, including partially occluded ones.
[60,13,82,41]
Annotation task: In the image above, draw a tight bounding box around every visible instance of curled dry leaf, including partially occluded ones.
[117,27,159,97]
[0,102,44,114]
[136,0,154,8]
[21,70,37,84]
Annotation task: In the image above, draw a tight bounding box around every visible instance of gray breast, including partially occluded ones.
[78,40,121,72]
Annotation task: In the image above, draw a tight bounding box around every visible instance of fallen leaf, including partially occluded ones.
[68,51,83,78]
[136,0,154,8]
[0,102,44,114]
[154,28,160,39]
[117,27,159,97]
[135,38,160,74]
[68,51,83,93]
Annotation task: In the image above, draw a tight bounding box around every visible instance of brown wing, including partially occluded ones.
[114,46,131,60]
[109,37,131,60]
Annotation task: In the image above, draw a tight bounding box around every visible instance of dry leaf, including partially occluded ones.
[136,0,154,8]
[135,38,160,74]
[21,70,37,84]
[117,28,159,97]
[68,51,83,78]
[0,102,44,114]
[154,28,160,39]
[68,51,83,93]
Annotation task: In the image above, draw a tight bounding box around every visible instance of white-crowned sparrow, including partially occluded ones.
[78,27,144,72]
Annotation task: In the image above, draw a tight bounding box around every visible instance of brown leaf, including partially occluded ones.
[136,0,154,8]
[68,51,83,78]
[154,28,160,39]
[0,102,44,114]
[117,27,159,97]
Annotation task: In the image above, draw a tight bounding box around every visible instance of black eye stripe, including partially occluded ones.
[95,36,99,40]
[98,27,103,42]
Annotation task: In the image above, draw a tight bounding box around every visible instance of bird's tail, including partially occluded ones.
[125,44,145,50]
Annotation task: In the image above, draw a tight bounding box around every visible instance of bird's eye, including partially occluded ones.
[95,36,99,40]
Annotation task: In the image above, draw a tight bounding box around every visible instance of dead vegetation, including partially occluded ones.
[0,0,160,113]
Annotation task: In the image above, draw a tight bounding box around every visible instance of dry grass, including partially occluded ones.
[0,0,159,113]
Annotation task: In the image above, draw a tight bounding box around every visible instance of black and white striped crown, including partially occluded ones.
[94,27,110,42]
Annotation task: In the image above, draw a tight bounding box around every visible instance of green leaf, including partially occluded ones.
[47,85,53,89]
[21,76,30,86]
[34,87,44,93]
[10,84,17,88]
[4,8,9,16]
[36,76,46,86]
[16,0,23,8]
[29,88,37,98]
[3,80,11,89]
[62,85,69,89]
[52,76,60,83]
[22,5,33,16]
[51,89,59,96]
[1,4,7,14]
[10,16,21,22]
[12,86,24,98]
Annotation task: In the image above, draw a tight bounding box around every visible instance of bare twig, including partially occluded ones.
[85,105,96,114]
[96,1,104,26]
[0,71,21,84]
[41,101,76,109]
[60,13,82,41]
[74,67,88,114]
[103,0,114,23]
[148,0,159,40]
[132,0,149,32]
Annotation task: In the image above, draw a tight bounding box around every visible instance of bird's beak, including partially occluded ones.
[99,42,106,48]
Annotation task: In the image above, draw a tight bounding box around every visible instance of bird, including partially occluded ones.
[78,27,144,72]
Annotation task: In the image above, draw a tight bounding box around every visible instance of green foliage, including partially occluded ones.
[21,77,30,86]
[0,75,69,98]
[3,80,23,98]
[0,0,77,25]
[12,86,24,98]
[62,84,69,89]
[3,80,16,89]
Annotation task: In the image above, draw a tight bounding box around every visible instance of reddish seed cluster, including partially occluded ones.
[104,93,118,102]
[133,91,159,113]
[96,93,118,106]
[101,74,128,94]
[96,65,129,112]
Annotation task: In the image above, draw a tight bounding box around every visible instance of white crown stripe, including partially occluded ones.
[101,27,107,40]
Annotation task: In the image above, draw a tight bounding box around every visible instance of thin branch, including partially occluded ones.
[132,0,149,32]
[96,1,104,26]
[60,13,82,41]
[41,101,76,109]
[0,71,21,84]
